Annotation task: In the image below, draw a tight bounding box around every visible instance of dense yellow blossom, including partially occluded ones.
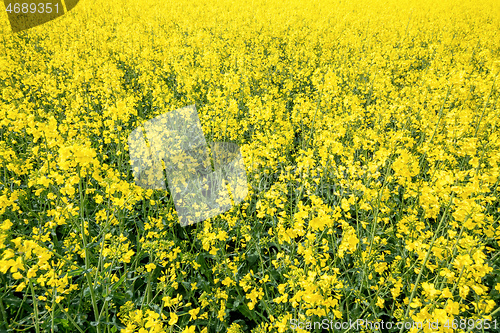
[0,0,499,332]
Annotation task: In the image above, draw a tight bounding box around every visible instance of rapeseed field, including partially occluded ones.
[0,0,499,332]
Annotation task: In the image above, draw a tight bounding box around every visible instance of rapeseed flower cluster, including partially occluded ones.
[0,0,499,332]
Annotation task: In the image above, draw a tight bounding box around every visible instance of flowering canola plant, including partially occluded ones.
[0,0,500,332]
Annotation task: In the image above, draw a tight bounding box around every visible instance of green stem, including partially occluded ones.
[29,279,40,333]
[399,193,455,333]
[79,167,101,332]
